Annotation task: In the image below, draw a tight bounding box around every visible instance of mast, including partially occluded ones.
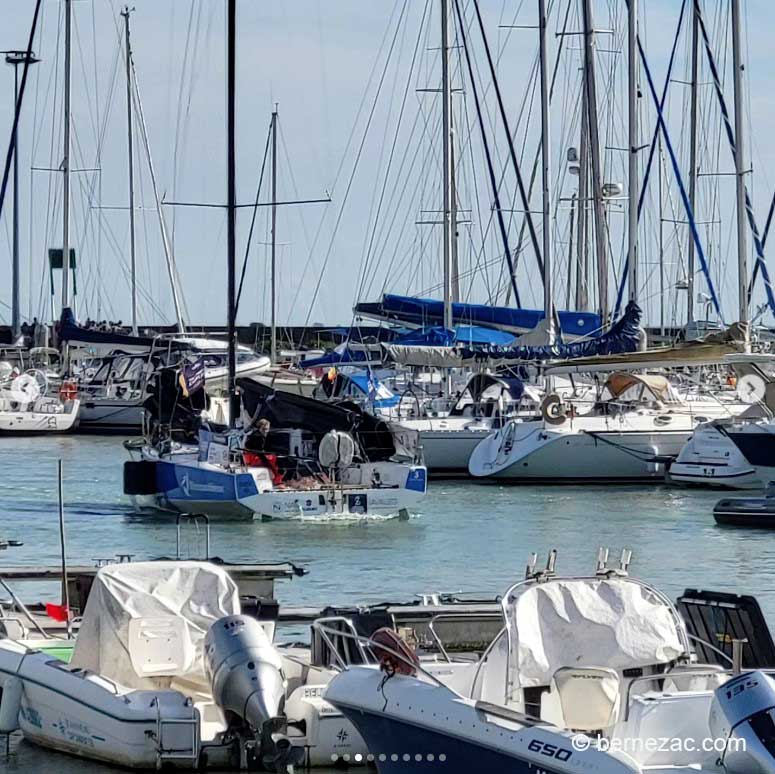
[538,0,554,343]
[626,0,638,305]
[440,0,454,330]
[581,0,608,324]
[122,6,138,335]
[131,65,185,332]
[730,0,748,336]
[575,83,589,311]
[226,0,237,425]
[687,2,699,324]
[61,0,72,316]
[270,106,278,364]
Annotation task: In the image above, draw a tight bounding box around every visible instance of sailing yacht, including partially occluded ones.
[468,371,743,482]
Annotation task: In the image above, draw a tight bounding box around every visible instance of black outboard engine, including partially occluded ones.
[709,670,775,773]
[205,615,301,772]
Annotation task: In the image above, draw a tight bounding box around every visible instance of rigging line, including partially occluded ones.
[692,0,774,316]
[355,0,430,304]
[635,12,720,319]
[236,117,272,314]
[454,0,519,306]
[0,0,44,228]
[302,0,410,334]
[613,0,687,319]
[472,0,544,284]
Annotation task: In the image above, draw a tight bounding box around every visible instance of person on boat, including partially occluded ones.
[243,419,282,484]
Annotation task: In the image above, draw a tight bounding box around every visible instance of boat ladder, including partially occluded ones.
[152,698,200,769]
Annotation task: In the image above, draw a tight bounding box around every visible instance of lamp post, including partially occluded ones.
[5,49,40,341]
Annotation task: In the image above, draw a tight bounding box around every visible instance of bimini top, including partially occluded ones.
[502,574,688,689]
[602,372,679,404]
[70,561,240,690]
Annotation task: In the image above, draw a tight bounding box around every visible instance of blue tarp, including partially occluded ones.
[355,294,602,338]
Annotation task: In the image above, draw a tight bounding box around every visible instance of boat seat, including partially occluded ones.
[550,666,621,732]
[662,662,728,693]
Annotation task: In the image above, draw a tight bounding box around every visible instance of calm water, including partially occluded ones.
[1,434,774,772]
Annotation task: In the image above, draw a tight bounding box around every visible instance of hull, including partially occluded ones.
[419,430,487,474]
[325,668,636,774]
[77,399,144,433]
[0,399,80,435]
[471,425,692,481]
[131,458,427,520]
[714,497,775,528]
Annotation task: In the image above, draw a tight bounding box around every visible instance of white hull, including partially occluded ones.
[470,418,695,481]
[0,399,80,434]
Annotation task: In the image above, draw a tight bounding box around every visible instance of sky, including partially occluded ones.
[1,0,775,330]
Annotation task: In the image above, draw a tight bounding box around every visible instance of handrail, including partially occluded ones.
[311,621,462,695]
[0,576,50,639]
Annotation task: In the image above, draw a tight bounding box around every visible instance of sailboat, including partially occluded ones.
[124,4,426,521]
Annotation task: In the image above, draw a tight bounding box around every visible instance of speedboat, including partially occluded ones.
[469,372,741,482]
[124,372,426,520]
[0,560,368,770]
[324,549,775,773]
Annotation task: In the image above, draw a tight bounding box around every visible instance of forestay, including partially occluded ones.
[70,561,240,689]
[504,577,688,689]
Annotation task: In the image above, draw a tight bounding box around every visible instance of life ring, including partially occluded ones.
[370,627,419,677]
[59,381,78,402]
[540,393,567,426]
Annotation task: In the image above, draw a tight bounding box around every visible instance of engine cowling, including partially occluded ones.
[709,670,775,773]
[204,615,286,732]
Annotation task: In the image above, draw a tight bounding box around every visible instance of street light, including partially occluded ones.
[4,50,40,341]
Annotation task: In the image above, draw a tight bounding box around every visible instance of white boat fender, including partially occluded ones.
[0,676,22,733]
[541,394,567,426]
[708,669,775,773]
[318,430,355,468]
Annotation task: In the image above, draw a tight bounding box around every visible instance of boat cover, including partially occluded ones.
[505,578,686,688]
[70,561,240,690]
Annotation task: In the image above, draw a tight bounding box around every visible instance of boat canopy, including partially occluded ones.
[318,371,400,408]
[503,576,688,689]
[456,372,524,406]
[601,372,678,404]
[355,294,601,337]
[237,377,397,461]
[70,561,240,690]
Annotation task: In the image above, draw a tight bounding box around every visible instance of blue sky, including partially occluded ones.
[1,0,775,329]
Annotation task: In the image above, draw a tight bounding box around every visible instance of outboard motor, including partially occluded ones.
[709,670,775,773]
[205,615,301,771]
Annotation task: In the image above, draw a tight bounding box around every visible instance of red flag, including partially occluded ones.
[45,602,70,622]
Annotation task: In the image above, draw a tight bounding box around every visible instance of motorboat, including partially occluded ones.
[124,371,426,520]
[668,417,775,490]
[0,560,366,770]
[323,549,775,773]
[713,486,775,527]
[469,372,744,482]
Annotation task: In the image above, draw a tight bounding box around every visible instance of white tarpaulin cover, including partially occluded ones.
[506,578,686,688]
[71,561,240,689]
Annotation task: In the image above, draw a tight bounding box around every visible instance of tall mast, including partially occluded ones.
[575,81,589,311]
[730,0,748,336]
[626,0,638,305]
[122,7,138,335]
[131,63,185,332]
[440,0,454,330]
[581,0,608,323]
[61,0,72,315]
[538,0,554,343]
[226,0,237,425]
[270,106,278,364]
[686,3,699,324]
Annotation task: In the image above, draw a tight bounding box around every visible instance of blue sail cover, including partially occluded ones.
[355,294,602,337]
[458,301,642,362]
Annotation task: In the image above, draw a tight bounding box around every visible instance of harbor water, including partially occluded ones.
[1,434,774,772]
